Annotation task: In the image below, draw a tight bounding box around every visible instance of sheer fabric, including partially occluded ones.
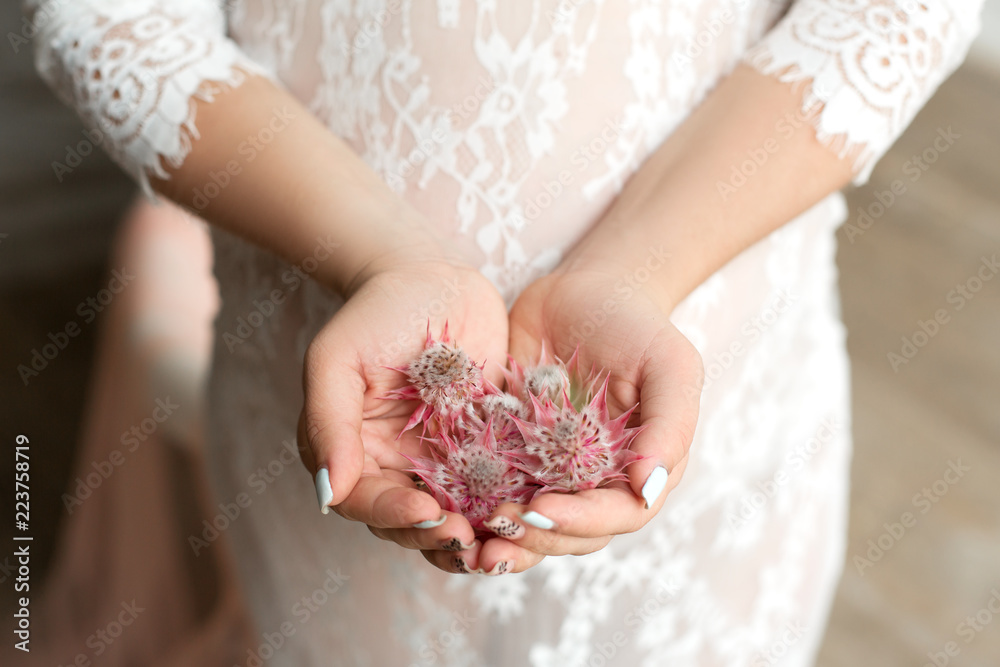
[30,0,980,664]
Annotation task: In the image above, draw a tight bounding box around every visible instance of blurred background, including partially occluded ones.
[1,1,998,665]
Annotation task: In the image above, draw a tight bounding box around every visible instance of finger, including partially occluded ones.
[477,537,548,574]
[483,498,628,556]
[485,459,690,541]
[421,540,486,574]
[332,465,445,529]
[369,511,477,552]
[301,332,367,509]
[627,330,703,509]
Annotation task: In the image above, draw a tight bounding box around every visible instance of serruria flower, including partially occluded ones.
[478,381,527,450]
[406,419,537,529]
[510,377,643,492]
[384,325,645,527]
[386,323,484,434]
[504,345,599,411]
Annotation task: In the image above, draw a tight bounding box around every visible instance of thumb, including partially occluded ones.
[626,331,704,510]
[300,340,367,511]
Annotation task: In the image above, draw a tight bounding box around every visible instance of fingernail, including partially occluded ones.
[642,466,669,510]
[413,515,447,529]
[483,515,525,539]
[485,561,512,576]
[453,556,476,574]
[519,511,556,530]
[440,537,475,551]
[315,468,333,514]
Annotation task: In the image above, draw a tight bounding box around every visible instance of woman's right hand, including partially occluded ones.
[298,251,509,572]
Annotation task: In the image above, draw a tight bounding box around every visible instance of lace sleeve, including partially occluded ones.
[25,0,269,195]
[743,0,983,184]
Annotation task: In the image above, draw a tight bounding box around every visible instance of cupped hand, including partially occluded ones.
[473,262,704,574]
[298,253,509,570]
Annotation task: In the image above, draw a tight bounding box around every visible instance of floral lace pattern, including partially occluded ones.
[31,0,980,665]
[744,0,980,182]
[28,0,266,194]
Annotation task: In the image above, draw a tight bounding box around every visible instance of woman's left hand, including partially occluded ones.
[467,259,704,574]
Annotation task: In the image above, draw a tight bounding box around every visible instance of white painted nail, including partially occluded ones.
[642,466,668,510]
[315,468,334,514]
[519,511,556,530]
[413,515,447,529]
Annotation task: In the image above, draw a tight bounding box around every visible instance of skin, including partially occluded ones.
[154,64,853,575]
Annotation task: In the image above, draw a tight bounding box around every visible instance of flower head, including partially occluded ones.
[384,327,645,527]
[386,323,484,433]
[504,345,598,411]
[407,420,536,529]
[511,377,642,492]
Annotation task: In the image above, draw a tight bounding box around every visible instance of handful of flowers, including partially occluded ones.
[385,326,642,532]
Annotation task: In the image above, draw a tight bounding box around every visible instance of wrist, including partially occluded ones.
[558,225,680,314]
[334,206,457,298]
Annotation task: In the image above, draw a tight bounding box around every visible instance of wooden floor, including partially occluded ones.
[816,64,1000,666]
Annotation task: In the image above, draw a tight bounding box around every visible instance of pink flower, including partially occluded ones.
[386,323,484,434]
[406,420,537,529]
[510,377,642,492]
[384,327,644,527]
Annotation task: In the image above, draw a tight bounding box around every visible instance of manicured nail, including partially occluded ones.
[642,466,668,510]
[519,511,556,530]
[485,561,512,576]
[440,537,475,551]
[453,556,476,574]
[315,468,333,514]
[483,515,525,539]
[413,515,447,529]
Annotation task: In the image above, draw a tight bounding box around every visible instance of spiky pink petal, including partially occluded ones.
[406,419,537,528]
[386,324,484,433]
[511,378,642,492]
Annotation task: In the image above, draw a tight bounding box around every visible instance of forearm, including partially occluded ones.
[151,73,438,295]
[563,65,854,311]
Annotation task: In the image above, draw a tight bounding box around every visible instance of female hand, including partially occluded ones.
[474,259,704,574]
[298,250,509,572]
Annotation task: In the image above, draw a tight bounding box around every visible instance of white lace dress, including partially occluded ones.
[30,0,981,665]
